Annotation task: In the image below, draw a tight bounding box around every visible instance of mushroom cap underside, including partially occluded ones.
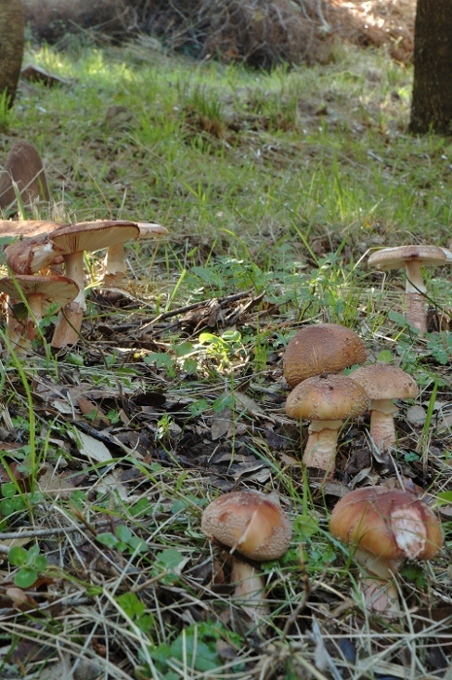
[368,245,451,269]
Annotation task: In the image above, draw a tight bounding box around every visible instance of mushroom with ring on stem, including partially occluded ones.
[201,489,292,627]
[368,245,452,336]
[349,363,418,451]
[283,323,367,389]
[329,486,443,615]
[285,373,370,477]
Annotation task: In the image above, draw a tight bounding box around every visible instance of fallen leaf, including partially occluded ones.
[69,429,112,463]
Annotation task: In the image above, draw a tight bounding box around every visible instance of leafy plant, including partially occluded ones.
[8,545,48,589]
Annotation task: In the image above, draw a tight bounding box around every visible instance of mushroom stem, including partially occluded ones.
[230,557,270,623]
[360,576,400,615]
[368,400,398,450]
[51,252,85,348]
[303,420,341,475]
[103,242,126,288]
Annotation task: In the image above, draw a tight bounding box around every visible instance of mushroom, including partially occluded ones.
[368,245,452,336]
[4,229,64,275]
[0,219,63,238]
[201,490,292,625]
[0,141,50,210]
[46,221,140,348]
[0,275,79,353]
[349,363,418,451]
[329,486,443,615]
[283,323,367,389]
[103,221,168,288]
[285,373,369,477]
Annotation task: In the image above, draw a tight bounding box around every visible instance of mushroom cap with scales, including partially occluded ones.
[349,363,418,403]
[201,489,292,561]
[285,373,370,423]
[349,363,418,450]
[285,373,369,475]
[283,323,367,389]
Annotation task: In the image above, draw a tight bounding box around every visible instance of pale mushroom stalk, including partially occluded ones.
[367,399,399,450]
[404,259,428,336]
[201,490,292,630]
[368,245,452,337]
[349,364,418,451]
[285,373,370,479]
[229,556,270,622]
[51,250,86,348]
[303,420,343,474]
[353,547,401,615]
[103,222,168,288]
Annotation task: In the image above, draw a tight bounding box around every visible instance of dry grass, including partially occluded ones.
[22,0,416,66]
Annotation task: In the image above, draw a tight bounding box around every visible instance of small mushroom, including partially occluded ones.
[0,141,50,210]
[0,275,79,353]
[103,221,168,288]
[368,245,452,336]
[329,486,443,615]
[285,373,369,477]
[283,323,367,389]
[349,363,418,451]
[201,490,292,625]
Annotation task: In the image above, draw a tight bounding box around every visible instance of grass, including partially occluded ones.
[0,28,450,679]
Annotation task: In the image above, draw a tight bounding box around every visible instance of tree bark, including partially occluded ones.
[410,0,452,134]
[0,0,24,108]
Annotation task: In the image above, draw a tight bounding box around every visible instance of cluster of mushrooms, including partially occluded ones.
[0,218,168,352]
[202,244,451,622]
[0,208,447,621]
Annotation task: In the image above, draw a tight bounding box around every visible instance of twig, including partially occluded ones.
[134,289,256,336]
[0,520,111,543]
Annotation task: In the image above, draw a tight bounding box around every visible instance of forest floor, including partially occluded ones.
[0,6,451,679]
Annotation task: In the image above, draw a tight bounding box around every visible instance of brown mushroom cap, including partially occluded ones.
[283,323,367,388]
[330,487,443,563]
[0,141,50,208]
[201,490,292,561]
[368,245,452,270]
[0,220,63,238]
[285,373,370,422]
[349,363,418,402]
[48,220,140,254]
[0,275,80,312]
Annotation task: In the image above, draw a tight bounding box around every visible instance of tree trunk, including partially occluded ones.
[409,0,452,134]
[0,0,24,108]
